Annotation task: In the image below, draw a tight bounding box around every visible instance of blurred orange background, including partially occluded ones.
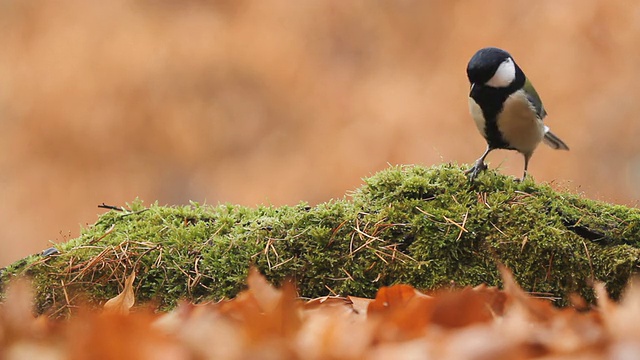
[0,1,638,267]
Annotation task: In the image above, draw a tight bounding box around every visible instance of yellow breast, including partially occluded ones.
[495,90,545,155]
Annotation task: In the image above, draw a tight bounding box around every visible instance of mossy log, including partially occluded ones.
[2,164,639,315]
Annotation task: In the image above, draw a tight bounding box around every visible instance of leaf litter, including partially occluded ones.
[1,266,639,359]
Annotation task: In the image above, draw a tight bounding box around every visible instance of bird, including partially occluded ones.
[465,47,569,181]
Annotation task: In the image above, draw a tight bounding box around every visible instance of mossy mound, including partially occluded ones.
[2,164,639,315]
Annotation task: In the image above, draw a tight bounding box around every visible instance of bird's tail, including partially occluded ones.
[542,126,569,150]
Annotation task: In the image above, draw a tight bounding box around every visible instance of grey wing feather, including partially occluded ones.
[523,78,547,119]
[525,78,569,150]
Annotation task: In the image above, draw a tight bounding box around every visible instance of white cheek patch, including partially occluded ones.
[485,58,516,88]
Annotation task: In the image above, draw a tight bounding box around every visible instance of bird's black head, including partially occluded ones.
[467,47,518,88]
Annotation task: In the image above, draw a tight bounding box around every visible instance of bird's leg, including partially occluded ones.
[466,145,492,181]
[519,153,532,181]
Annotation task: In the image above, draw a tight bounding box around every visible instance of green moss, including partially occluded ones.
[1,164,639,314]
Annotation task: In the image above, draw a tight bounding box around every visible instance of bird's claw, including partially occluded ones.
[466,161,487,181]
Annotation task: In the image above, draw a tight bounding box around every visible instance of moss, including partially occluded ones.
[1,164,639,314]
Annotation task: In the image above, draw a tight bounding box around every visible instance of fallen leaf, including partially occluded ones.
[429,287,496,328]
[499,264,555,322]
[246,266,282,312]
[104,272,136,315]
[297,300,373,359]
[368,284,434,342]
[368,284,425,314]
[0,278,37,341]
[347,296,374,316]
[67,310,187,360]
[472,283,508,317]
[4,265,640,359]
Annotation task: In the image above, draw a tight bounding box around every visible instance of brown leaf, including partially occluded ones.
[499,264,555,322]
[368,285,434,341]
[304,296,351,310]
[347,296,374,316]
[594,281,615,316]
[429,287,497,328]
[0,278,37,341]
[104,272,136,315]
[68,310,187,360]
[368,284,426,314]
[472,283,508,317]
[217,267,279,319]
[298,297,373,359]
[599,278,640,343]
[246,266,282,312]
[217,268,302,350]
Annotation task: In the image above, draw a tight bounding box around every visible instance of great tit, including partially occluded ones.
[465,47,569,181]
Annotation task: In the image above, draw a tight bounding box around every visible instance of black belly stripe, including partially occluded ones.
[471,86,509,149]
[484,112,509,149]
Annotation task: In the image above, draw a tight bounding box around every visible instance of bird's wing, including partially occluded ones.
[523,78,547,119]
